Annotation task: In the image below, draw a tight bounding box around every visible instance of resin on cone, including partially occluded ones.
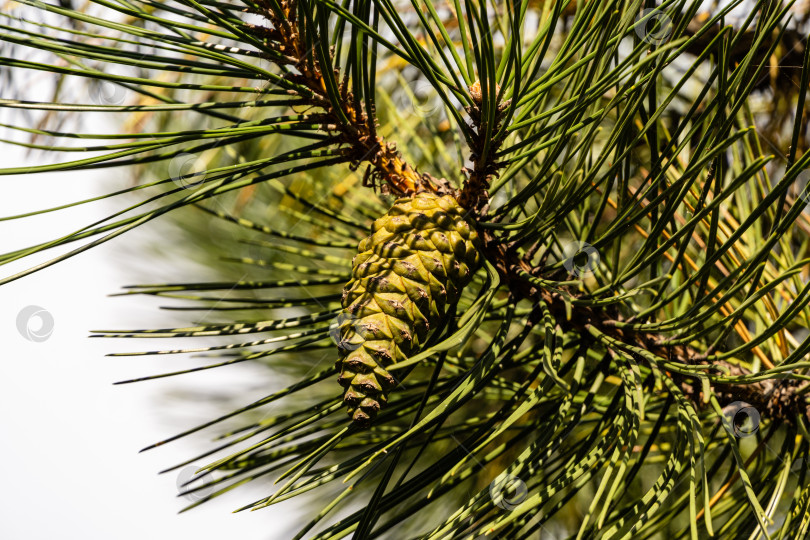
[335,191,481,426]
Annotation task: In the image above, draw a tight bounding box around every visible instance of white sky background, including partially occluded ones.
[0,144,301,538]
[0,25,300,539]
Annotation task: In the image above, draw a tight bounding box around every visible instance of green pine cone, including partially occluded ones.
[334,191,482,427]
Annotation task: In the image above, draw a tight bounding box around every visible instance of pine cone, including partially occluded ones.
[335,191,482,426]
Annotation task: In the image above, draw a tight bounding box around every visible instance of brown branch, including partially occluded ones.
[479,233,810,427]
[247,0,445,197]
[451,75,810,430]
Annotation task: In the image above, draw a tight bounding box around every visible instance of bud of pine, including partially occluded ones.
[469,80,500,105]
[335,191,481,426]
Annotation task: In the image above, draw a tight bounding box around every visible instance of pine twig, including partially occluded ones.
[246,0,449,196]
[497,253,810,428]
[458,80,510,213]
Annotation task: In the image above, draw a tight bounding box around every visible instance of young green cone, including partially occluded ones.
[335,191,482,426]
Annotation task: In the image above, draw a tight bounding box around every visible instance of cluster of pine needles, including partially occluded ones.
[3,0,810,538]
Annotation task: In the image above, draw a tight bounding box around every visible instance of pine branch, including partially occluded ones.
[4,2,810,535]
[484,244,810,428]
[245,0,450,197]
[242,0,810,428]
